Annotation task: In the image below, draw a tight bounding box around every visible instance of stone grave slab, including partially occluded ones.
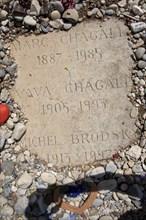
[10,19,137,166]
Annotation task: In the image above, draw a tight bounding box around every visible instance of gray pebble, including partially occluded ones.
[14,196,29,214]
[62,9,79,24]
[135,47,145,59]
[63,23,72,31]
[93,198,103,207]
[6,63,17,75]
[142,54,146,61]
[130,22,146,33]
[132,5,144,16]
[0,42,3,51]
[50,10,61,20]
[105,9,114,15]
[137,70,143,77]
[13,123,26,141]
[0,205,14,217]
[133,33,140,39]
[51,1,64,13]
[75,3,83,11]
[97,179,117,194]
[127,184,143,200]
[138,60,146,69]
[49,20,62,29]
[0,69,6,78]
[106,161,117,174]
[0,131,6,150]
[1,160,15,176]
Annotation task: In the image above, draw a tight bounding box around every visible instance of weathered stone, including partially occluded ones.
[13,123,26,141]
[91,167,105,178]
[30,0,41,16]
[132,5,144,16]
[24,15,36,26]
[130,22,146,33]
[10,19,136,166]
[0,205,14,217]
[41,172,56,184]
[127,184,143,200]
[50,10,61,20]
[17,172,32,189]
[1,160,15,176]
[126,145,141,160]
[14,196,29,214]
[105,161,117,173]
[138,60,146,69]
[97,179,117,194]
[135,47,145,60]
[62,9,79,24]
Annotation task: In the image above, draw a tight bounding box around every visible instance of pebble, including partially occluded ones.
[63,177,73,185]
[0,9,8,19]
[126,145,141,160]
[130,22,146,33]
[30,0,41,16]
[135,47,145,59]
[97,179,117,194]
[93,198,103,207]
[6,118,14,129]
[127,183,143,200]
[0,131,6,150]
[132,5,144,16]
[17,172,33,189]
[105,161,117,174]
[50,10,61,20]
[24,15,37,26]
[51,1,64,13]
[41,172,56,184]
[0,69,5,78]
[63,23,72,30]
[14,196,29,214]
[49,20,62,29]
[137,60,146,69]
[90,166,105,178]
[0,205,14,217]
[105,9,114,16]
[62,9,79,24]
[1,160,15,176]
[13,123,26,141]
[132,164,143,173]
[118,0,127,7]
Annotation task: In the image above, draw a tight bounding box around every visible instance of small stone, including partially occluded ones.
[0,205,14,217]
[126,145,141,160]
[97,179,117,194]
[0,10,8,19]
[0,69,6,79]
[50,10,61,20]
[51,1,64,13]
[130,22,146,33]
[135,47,145,59]
[63,177,73,185]
[49,20,62,29]
[127,184,143,200]
[63,23,72,30]
[118,0,126,7]
[6,118,14,129]
[1,160,15,176]
[62,9,79,24]
[11,185,17,192]
[116,192,128,200]
[137,70,143,77]
[142,54,146,61]
[105,9,114,15]
[120,183,129,192]
[13,123,26,141]
[30,0,41,16]
[132,164,143,173]
[0,88,9,102]
[132,5,144,16]
[14,196,28,214]
[106,161,117,173]
[91,167,105,178]
[41,172,56,184]
[87,11,92,17]
[17,153,25,162]
[138,60,146,69]
[75,3,83,11]
[24,15,36,26]
[17,172,32,189]
[0,131,6,150]
[93,198,103,207]
[139,79,145,86]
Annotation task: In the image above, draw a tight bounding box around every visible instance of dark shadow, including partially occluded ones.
[24,172,146,220]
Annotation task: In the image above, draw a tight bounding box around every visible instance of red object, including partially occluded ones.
[113,153,119,159]
[0,104,9,125]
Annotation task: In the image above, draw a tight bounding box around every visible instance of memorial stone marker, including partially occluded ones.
[11,19,137,166]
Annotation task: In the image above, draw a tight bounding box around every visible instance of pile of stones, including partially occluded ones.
[0,0,146,219]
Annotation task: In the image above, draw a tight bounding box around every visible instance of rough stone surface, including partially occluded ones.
[13,123,26,141]
[17,172,33,189]
[41,172,56,184]
[62,9,79,24]
[97,179,117,194]
[11,19,136,166]
[126,145,141,160]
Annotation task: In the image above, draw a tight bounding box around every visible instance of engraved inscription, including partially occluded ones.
[11,19,137,166]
